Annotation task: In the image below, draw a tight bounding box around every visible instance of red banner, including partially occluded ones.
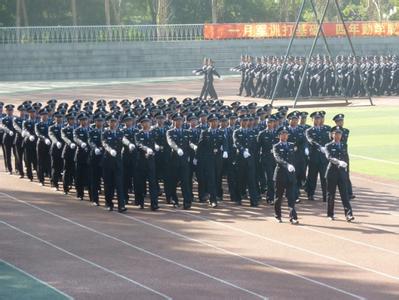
[204,22,399,39]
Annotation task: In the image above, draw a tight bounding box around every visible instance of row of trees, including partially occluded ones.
[1,0,398,27]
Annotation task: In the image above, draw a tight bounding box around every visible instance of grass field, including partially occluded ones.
[307,105,399,181]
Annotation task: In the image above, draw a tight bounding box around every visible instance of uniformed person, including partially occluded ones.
[166,113,193,209]
[13,104,27,178]
[0,102,5,171]
[305,111,330,202]
[325,126,354,222]
[152,110,169,197]
[258,115,278,204]
[134,114,159,210]
[1,104,16,174]
[197,113,228,208]
[233,114,260,206]
[73,112,91,200]
[102,113,127,212]
[35,108,51,185]
[22,106,37,181]
[88,112,105,206]
[48,111,65,190]
[273,126,299,224]
[287,111,308,203]
[61,113,77,195]
[332,113,354,199]
[120,111,138,205]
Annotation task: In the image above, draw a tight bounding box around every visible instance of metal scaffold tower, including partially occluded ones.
[271,0,374,107]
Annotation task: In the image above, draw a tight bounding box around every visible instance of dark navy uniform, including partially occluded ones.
[102,127,126,211]
[135,128,159,210]
[22,117,37,180]
[13,114,25,177]
[197,123,228,207]
[273,140,298,222]
[35,117,51,184]
[166,126,193,209]
[305,124,330,201]
[258,126,278,203]
[121,125,138,205]
[49,122,64,189]
[88,126,104,205]
[288,124,307,200]
[73,125,90,199]
[187,124,201,201]
[233,125,260,206]
[225,122,240,204]
[61,123,76,194]
[325,138,353,220]
[0,109,5,171]
[152,124,170,198]
[1,113,15,173]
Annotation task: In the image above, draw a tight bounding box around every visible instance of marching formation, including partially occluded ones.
[231,54,399,99]
[1,98,354,223]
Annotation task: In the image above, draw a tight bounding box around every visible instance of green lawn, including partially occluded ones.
[0,261,71,300]
[302,105,399,181]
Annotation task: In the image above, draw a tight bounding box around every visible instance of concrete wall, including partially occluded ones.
[1,37,398,81]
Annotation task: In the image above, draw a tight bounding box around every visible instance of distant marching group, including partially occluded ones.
[1,98,355,223]
[231,54,399,99]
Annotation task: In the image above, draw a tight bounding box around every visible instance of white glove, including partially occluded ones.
[81,142,87,149]
[304,147,309,156]
[193,158,198,166]
[95,148,101,155]
[192,70,196,74]
[320,147,326,154]
[8,131,14,136]
[147,148,154,156]
[338,161,348,168]
[45,138,51,145]
[129,143,135,151]
[177,148,184,156]
[56,142,62,149]
[191,144,198,151]
[222,151,228,159]
[287,164,295,173]
[219,77,223,81]
[154,144,160,151]
[70,143,76,149]
[110,149,117,157]
[243,149,251,158]
[29,135,35,142]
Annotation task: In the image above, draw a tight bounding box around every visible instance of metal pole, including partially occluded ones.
[270,0,307,105]
[309,0,347,103]
[293,0,330,108]
[333,0,374,106]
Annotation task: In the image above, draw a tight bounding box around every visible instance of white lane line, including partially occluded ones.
[0,221,172,300]
[350,154,399,166]
[0,259,74,300]
[119,212,365,300]
[0,192,267,300]
[174,208,399,282]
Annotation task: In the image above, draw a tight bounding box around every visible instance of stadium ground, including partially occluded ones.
[0,77,398,299]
